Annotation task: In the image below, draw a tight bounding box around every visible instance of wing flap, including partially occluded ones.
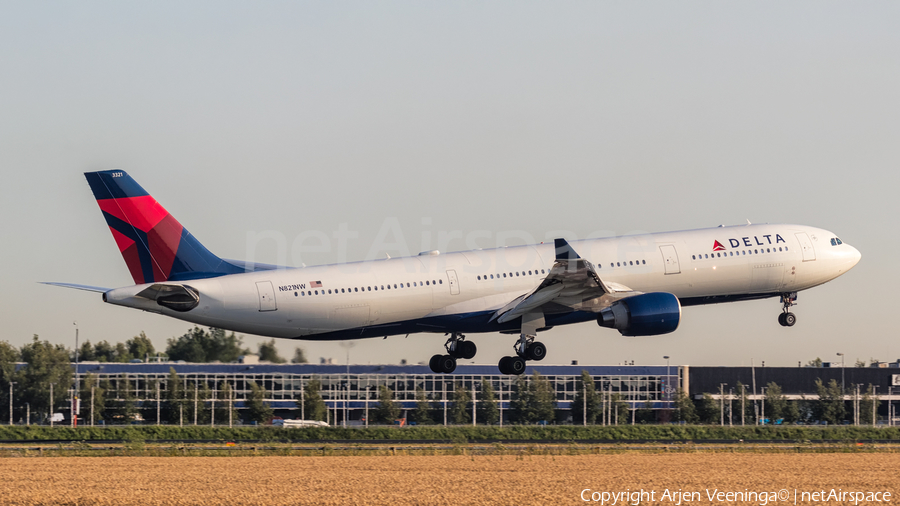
[492,238,640,324]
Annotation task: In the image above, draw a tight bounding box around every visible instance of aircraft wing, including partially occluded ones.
[491,238,638,324]
[40,282,111,293]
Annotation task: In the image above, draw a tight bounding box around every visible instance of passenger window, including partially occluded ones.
[477,276,481,280]
[426,281,430,285]
[367,287,371,291]
[503,273,506,278]
[439,280,442,284]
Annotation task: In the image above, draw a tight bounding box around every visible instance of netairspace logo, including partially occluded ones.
[580,488,892,505]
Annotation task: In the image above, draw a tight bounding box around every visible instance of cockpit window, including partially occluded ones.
[830,238,836,246]
[837,238,843,245]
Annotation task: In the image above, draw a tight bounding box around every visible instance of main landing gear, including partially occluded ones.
[498,333,546,375]
[429,333,477,374]
[778,292,797,327]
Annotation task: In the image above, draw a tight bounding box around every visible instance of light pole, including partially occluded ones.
[49,383,55,427]
[74,322,79,416]
[663,355,671,405]
[9,382,16,425]
[719,383,726,426]
[364,386,370,427]
[873,386,879,427]
[761,386,767,424]
[836,352,845,395]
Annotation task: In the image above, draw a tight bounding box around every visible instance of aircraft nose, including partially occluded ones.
[848,245,861,268]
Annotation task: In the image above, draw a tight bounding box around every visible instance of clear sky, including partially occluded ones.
[1,2,897,369]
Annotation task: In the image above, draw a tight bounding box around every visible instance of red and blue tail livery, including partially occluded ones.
[85,170,243,283]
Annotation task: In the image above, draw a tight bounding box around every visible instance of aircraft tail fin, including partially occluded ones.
[84,170,243,284]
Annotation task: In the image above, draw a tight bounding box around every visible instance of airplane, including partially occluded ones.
[46,170,861,375]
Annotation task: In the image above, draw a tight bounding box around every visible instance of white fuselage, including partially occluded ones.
[103,224,860,340]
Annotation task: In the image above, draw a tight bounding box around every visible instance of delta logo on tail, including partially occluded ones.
[712,240,726,251]
[85,170,242,284]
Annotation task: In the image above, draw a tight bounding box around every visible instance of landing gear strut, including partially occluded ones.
[778,292,797,327]
[498,333,547,375]
[429,333,477,374]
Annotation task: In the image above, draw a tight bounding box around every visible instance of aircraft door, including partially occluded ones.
[659,245,681,274]
[795,233,816,262]
[256,281,277,311]
[446,270,460,295]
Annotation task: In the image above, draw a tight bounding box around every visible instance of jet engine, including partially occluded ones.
[597,292,681,336]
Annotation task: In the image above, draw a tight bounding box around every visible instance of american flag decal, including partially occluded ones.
[310,280,322,288]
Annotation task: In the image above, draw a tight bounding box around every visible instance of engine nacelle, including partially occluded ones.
[597,292,681,337]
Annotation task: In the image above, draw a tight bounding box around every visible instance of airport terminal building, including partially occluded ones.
[56,359,900,425]
[68,362,678,425]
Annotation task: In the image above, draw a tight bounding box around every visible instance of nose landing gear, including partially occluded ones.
[778,292,797,327]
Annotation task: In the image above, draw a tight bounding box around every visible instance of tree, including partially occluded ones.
[214,382,239,425]
[245,380,274,424]
[860,384,881,425]
[762,382,798,423]
[79,373,106,424]
[510,372,556,424]
[735,382,754,425]
[291,347,308,364]
[108,374,139,424]
[609,393,629,424]
[258,339,286,364]
[814,378,846,424]
[92,341,117,362]
[142,378,160,424]
[18,336,73,420]
[572,371,600,425]
[449,382,471,425]
[855,359,867,368]
[195,382,212,425]
[77,340,96,362]
[674,388,698,423]
[163,368,185,424]
[298,378,327,422]
[410,387,432,425]
[806,357,823,368]
[165,327,249,363]
[698,393,719,424]
[477,379,499,426]
[114,342,132,362]
[0,341,20,423]
[373,385,400,424]
[126,332,155,362]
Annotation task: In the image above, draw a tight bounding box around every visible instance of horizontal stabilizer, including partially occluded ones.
[40,282,110,293]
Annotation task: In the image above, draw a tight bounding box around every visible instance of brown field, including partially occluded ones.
[0,454,897,506]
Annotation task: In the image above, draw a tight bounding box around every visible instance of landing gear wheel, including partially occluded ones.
[526,341,547,361]
[429,354,443,373]
[783,312,796,327]
[430,354,457,373]
[498,356,512,375]
[777,313,786,326]
[460,340,477,360]
[508,356,527,375]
